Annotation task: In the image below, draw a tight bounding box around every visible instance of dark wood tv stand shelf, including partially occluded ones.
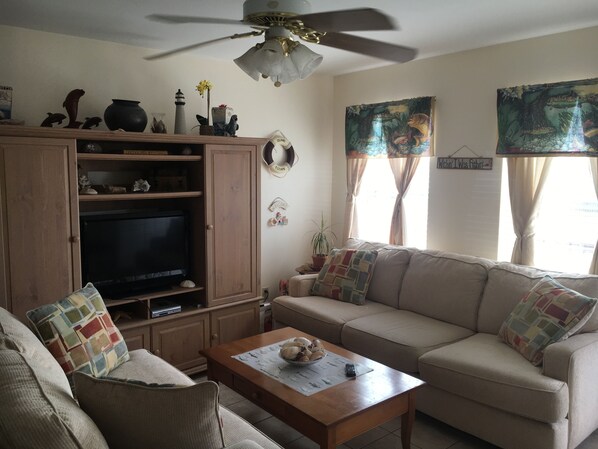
[0,126,264,375]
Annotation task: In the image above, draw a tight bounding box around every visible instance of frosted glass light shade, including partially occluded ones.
[290,44,323,79]
[275,55,301,84]
[234,47,261,81]
[254,39,284,77]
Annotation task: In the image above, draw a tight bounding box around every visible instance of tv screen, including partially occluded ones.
[80,210,189,298]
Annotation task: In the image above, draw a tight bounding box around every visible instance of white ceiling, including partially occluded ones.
[2,0,598,76]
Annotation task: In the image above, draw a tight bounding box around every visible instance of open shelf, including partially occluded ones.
[79,191,203,201]
[104,286,205,307]
[78,153,203,162]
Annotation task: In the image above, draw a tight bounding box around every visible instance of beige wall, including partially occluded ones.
[2,24,597,292]
[332,26,598,259]
[0,25,334,296]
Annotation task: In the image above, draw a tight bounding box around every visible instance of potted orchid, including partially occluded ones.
[195,80,213,135]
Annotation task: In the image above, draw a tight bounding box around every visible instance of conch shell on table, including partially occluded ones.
[279,337,326,363]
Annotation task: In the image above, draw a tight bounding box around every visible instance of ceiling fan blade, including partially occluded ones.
[318,32,416,63]
[295,8,396,32]
[147,14,246,26]
[145,31,263,61]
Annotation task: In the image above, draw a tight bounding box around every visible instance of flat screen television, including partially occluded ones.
[80,210,190,298]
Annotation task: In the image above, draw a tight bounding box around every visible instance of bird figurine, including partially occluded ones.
[224,114,239,137]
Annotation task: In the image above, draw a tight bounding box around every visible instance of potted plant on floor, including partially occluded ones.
[310,213,336,271]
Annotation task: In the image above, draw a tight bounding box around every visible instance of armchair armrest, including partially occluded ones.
[543,332,598,448]
[289,274,318,297]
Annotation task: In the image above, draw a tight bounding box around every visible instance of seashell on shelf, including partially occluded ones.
[180,280,196,288]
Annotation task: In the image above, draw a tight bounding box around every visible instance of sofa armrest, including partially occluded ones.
[289,274,318,297]
[543,332,598,448]
[226,441,267,449]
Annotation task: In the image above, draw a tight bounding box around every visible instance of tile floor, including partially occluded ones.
[197,375,598,449]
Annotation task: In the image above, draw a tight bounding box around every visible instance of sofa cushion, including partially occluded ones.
[365,246,414,308]
[341,310,474,373]
[418,333,569,424]
[311,249,378,305]
[0,350,109,449]
[498,277,597,366]
[74,372,225,449]
[108,348,194,386]
[271,295,393,344]
[478,263,598,334]
[27,283,129,377]
[399,250,493,330]
[219,407,283,449]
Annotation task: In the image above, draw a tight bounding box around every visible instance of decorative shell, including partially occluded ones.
[179,279,196,288]
[280,346,300,360]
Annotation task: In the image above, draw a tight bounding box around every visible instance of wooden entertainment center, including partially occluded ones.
[0,125,264,375]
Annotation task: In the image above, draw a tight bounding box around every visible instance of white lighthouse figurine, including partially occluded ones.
[174,89,186,134]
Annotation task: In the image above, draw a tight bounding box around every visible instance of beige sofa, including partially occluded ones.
[272,239,598,449]
[0,306,282,449]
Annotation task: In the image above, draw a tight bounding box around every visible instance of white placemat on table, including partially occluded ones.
[232,340,373,396]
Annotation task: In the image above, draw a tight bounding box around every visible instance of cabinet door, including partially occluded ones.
[204,145,260,306]
[151,313,210,373]
[210,301,259,346]
[0,137,80,320]
[119,325,151,351]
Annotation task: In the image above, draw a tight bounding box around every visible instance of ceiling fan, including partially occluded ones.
[145,0,417,87]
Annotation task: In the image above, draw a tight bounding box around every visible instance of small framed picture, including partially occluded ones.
[0,86,13,120]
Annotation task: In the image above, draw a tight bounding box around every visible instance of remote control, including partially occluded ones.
[345,363,356,378]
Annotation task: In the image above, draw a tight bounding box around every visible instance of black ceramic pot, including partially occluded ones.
[104,99,148,132]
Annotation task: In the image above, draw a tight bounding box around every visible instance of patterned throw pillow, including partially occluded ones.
[27,283,129,377]
[499,276,597,366]
[311,249,378,305]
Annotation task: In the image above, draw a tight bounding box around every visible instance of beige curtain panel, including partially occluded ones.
[342,158,368,242]
[507,157,553,266]
[590,158,598,275]
[388,157,420,245]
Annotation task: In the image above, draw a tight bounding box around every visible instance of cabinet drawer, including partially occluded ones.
[232,375,287,418]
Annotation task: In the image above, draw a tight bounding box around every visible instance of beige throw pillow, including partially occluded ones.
[73,372,225,449]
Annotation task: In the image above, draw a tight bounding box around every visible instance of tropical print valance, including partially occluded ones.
[345,96,435,158]
[496,77,598,156]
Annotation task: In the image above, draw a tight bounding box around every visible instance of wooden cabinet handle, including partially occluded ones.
[206,224,214,230]
[211,333,218,340]
[69,235,80,243]
[154,349,161,356]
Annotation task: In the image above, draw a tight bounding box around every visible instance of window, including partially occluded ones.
[355,158,429,247]
[498,157,598,273]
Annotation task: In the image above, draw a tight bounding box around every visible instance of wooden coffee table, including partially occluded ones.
[201,327,425,449]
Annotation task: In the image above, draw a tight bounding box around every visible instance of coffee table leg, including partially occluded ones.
[320,432,336,449]
[401,392,416,449]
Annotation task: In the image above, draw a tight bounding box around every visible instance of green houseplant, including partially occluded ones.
[310,213,336,270]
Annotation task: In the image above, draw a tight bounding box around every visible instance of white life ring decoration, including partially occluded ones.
[263,130,297,178]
